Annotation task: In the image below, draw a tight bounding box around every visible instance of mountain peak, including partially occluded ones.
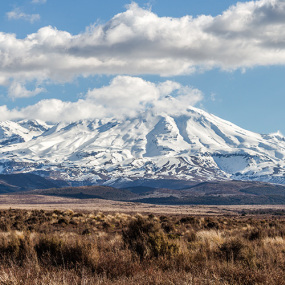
[0,107,284,185]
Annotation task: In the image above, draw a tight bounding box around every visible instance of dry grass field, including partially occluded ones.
[1,194,285,215]
[0,195,285,283]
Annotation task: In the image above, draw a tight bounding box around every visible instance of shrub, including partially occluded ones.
[82,228,92,235]
[245,227,265,241]
[57,218,69,225]
[219,237,246,262]
[0,219,11,231]
[0,232,34,264]
[123,216,179,260]
[185,231,197,242]
[179,216,197,225]
[35,234,98,270]
[161,222,174,233]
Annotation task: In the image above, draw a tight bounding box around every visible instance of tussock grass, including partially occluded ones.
[0,209,285,284]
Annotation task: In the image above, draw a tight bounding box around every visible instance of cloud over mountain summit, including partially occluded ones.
[0,76,203,122]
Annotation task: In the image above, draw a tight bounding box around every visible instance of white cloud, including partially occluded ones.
[0,76,203,122]
[31,0,47,4]
[8,82,45,99]
[210,93,216,102]
[1,0,285,97]
[6,9,40,23]
[86,76,161,116]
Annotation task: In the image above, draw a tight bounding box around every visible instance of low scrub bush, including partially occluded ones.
[123,216,180,259]
[35,234,98,270]
[0,232,34,264]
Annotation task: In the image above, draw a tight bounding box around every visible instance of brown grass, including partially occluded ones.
[0,208,285,284]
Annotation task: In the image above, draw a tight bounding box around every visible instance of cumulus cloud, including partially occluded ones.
[6,8,40,23]
[8,82,45,99]
[1,0,285,97]
[0,76,203,122]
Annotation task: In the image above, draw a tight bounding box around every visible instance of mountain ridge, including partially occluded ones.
[12,180,285,205]
[0,106,285,187]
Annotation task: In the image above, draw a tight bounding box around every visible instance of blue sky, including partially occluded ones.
[0,0,284,135]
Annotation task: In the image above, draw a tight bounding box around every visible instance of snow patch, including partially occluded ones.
[213,155,250,174]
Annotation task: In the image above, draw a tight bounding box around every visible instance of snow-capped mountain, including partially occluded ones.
[0,120,52,146]
[0,107,285,186]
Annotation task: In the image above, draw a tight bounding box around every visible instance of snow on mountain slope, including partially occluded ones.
[0,120,52,146]
[0,107,285,185]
